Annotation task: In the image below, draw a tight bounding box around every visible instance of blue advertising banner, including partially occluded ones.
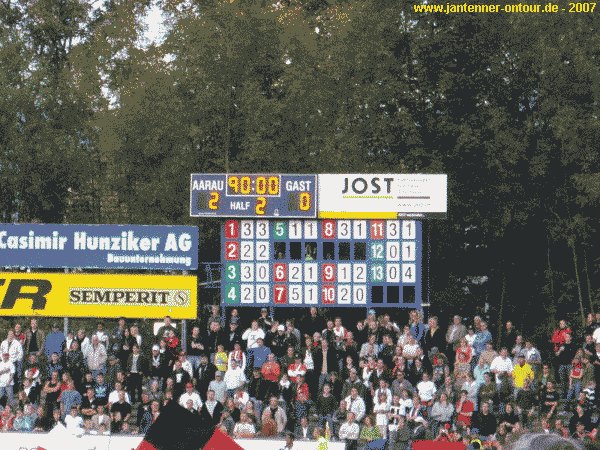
[0,224,198,270]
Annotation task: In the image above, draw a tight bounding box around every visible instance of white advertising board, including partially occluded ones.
[318,174,447,219]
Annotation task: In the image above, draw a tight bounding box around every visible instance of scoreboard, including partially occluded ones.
[190,174,317,218]
[221,219,421,308]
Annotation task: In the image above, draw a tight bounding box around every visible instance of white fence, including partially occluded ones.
[3,432,346,450]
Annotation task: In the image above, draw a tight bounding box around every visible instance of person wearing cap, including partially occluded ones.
[226,318,243,351]
[269,323,287,358]
[149,344,167,383]
[513,352,535,398]
[0,351,15,406]
[178,381,202,411]
[208,370,227,404]
[258,307,273,332]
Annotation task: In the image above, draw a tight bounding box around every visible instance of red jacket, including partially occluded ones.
[551,327,572,352]
[261,361,280,382]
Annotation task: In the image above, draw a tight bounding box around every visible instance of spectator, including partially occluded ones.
[339,411,360,450]
[473,321,492,357]
[472,401,497,440]
[200,389,223,426]
[446,315,467,354]
[156,316,177,340]
[556,333,578,398]
[187,325,206,372]
[110,390,131,433]
[501,321,518,350]
[59,378,82,420]
[64,405,84,435]
[490,347,514,385]
[0,351,15,406]
[233,411,256,438]
[551,319,573,352]
[294,416,314,440]
[43,323,65,360]
[226,317,243,351]
[87,335,107,379]
[178,381,202,411]
[261,353,280,399]
[208,371,227,404]
[249,337,270,370]
[224,360,246,397]
[1,330,23,384]
[94,322,109,349]
[422,317,445,357]
[24,318,45,357]
[345,386,366,422]
[242,321,265,350]
[139,400,160,434]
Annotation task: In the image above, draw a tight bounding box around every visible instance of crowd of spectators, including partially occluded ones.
[0,307,599,450]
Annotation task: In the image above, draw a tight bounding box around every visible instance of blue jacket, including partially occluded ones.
[249,345,271,369]
[44,331,66,358]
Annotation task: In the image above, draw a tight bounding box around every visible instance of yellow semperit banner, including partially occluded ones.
[0,272,197,319]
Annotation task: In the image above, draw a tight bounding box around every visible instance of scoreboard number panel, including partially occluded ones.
[220,219,421,307]
[191,174,317,218]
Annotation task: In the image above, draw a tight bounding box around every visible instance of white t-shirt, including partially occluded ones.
[592,327,600,344]
[242,328,265,349]
[416,380,436,402]
[0,360,15,387]
[490,356,514,384]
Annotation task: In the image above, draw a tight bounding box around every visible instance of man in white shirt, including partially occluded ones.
[1,330,23,384]
[0,352,15,405]
[416,373,437,405]
[65,406,84,436]
[107,382,130,406]
[242,321,265,349]
[224,360,246,395]
[339,412,360,449]
[179,382,202,411]
[490,347,514,384]
[94,322,109,349]
[593,326,600,344]
[344,387,366,422]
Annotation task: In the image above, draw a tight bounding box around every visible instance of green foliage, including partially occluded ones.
[0,0,599,330]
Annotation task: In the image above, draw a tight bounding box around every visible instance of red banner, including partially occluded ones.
[203,429,244,450]
[413,442,467,450]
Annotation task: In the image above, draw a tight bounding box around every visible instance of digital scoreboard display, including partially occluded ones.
[190,174,317,218]
[221,219,421,308]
